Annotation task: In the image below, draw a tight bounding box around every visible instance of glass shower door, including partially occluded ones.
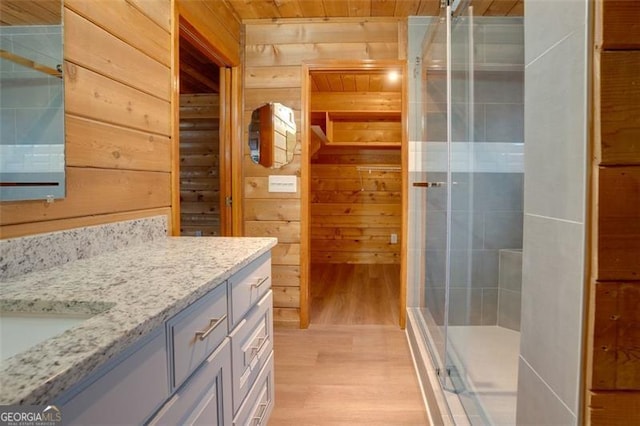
[444,4,486,421]
[412,4,524,424]
[419,8,451,387]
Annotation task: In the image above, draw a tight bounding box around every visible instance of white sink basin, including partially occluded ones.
[0,312,94,361]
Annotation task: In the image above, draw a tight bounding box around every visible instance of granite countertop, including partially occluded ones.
[0,236,277,405]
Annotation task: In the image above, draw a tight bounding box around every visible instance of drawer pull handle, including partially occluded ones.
[195,315,227,341]
[250,336,267,357]
[251,276,269,289]
[251,402,269,425]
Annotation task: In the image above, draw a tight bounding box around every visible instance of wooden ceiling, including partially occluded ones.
[0,0,523,27]
[0,1,61,25]
[179,35,220,94]
[311,70,402,93]
[224,0,523,19]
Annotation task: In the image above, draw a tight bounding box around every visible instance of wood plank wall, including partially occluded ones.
[588,1,640,423]
[0,1,241,240]
[243,18,403,327]
[310,150,401,264]
[179,94,221,236]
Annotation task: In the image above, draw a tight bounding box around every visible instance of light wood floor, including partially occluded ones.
[310,263,400,326]
[269,264,428,425]
[269,325,429,425]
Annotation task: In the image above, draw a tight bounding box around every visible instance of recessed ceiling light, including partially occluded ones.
[387,70,400,82]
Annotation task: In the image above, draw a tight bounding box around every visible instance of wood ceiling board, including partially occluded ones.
[371,0,397,17]
[470,0,494,16]
[417,0,441,15]
[393,0,421,17]
[244,21,399,45]
[322,0,350,17]
[508,0,524,16]
[180,61,219,94]
[275,0,305,18]
[225,0,522,18]
[327,73,345,91]
[348,0,372,17]
[486,0,520,16]
[312,74,332,91]
[224,0,260,19]
[342,74,357,91]
[311,71,402,93]
[355,74,371,92]
[298,0,327,17]
[369,74,384,91]
[179,35,220,94]
[250,0,283,18]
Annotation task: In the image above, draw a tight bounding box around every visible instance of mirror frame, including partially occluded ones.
[0,0,65,202]
[248,102,296,169]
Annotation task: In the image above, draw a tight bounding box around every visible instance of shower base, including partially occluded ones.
[447,325,520,425]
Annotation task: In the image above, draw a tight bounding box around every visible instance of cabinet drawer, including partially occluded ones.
[57,328,168,425]
[148,338,232,426]
[230,291,273,413]
[229,253,271,329]
[168,283,228,390]
[233,351,274,426]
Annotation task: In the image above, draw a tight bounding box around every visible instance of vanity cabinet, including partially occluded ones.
[168,282,229,391]
[229,253,272,328]
[54,327,169,425]
[148,339,232,426]
[233,352,275,426]
[230,291,273,413]
[54,253,274,426]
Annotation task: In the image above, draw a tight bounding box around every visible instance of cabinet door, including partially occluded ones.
[148,338,232,426]
[56,328,169,425]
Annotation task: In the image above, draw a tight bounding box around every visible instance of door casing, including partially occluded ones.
[171,7,242,236]
[300,59,409,328]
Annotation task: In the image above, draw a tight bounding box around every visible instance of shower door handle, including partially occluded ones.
[413,181,446,188]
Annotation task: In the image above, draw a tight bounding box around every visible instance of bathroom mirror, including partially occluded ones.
[0,1,65,201]
[248,102,296,168]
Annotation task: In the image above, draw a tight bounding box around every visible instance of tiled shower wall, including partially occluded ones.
[407,17,525,326]
[516,0,589,423]
[423,171,524,326]
[498,249,522,330]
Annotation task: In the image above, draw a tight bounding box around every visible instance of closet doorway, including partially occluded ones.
[301,60,407,328]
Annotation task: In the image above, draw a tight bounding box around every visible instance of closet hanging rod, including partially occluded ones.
[355,166,401,173]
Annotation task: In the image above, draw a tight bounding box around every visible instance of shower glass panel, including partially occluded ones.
[410,4,525,424]
[420,9,450,388]
[445,5,487,421]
